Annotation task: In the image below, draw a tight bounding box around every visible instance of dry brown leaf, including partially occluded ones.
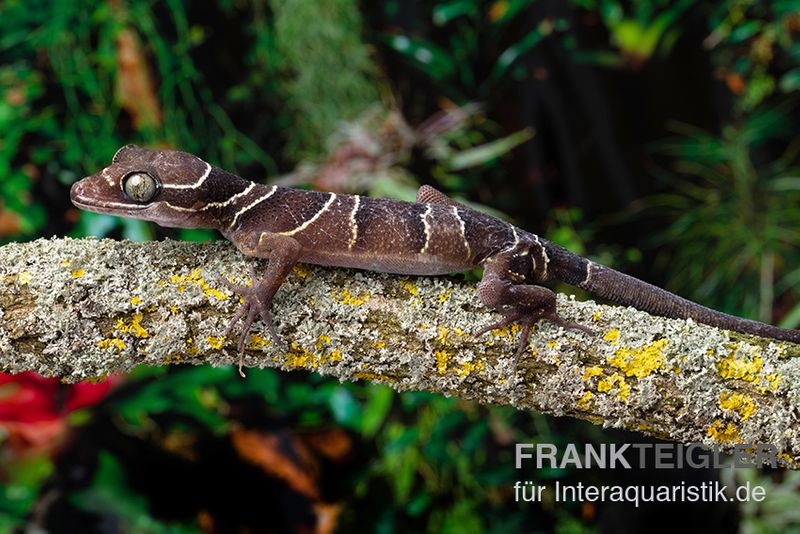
[115,28,162,128]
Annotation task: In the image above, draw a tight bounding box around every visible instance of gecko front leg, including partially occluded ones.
[222,232,301,376]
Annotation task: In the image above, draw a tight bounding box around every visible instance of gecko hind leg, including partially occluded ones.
[476,275,594,372]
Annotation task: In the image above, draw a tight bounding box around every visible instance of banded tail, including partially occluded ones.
[542,240,800,344]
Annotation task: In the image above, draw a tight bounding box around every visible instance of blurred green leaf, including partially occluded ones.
[446,128,533,170]
[433,1,477,25]
[360,385,394,437]
[329,386,361,428]
[779,69,800,92]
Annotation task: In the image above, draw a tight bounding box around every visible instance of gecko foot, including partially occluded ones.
[475,311,595,373]
[220,266,285,377]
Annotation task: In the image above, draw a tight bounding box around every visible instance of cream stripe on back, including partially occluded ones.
[228,185,277,229]
[276,193,338,236]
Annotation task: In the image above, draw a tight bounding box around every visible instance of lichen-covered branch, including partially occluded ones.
[1,238,799,468]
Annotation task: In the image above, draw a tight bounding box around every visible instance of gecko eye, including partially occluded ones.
[122,172,158,203]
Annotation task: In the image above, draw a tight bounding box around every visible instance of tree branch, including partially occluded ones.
[1,238,799,468]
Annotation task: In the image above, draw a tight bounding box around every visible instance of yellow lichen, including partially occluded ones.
[97,338,126,352]
[719,392,756,421]
[116,313,150,338]
[130,296,142,306]
[292,264,310,280]
[762,373,783,393]
[582,366,603,380]
[398,280,419,295]
[372,340,386,349]
[577,391,593,410]
[281,342,342,369]
[436,326,450,344]
[249,334,271,350]
[285,342,316,368]
[597,373,630,402]
[707,420,740,443]
[336,289,370,306]
[438,289,452,303]
[716,353,763,382]
[592,310,602,321]
[183,337,201,356]
[71,269,85,278]
[316,335,332,350]
[489,323,520,339]
[206,336,226,350]
[607,338,667,378]
[170,269,229,300]
[328,349,342,363]
[435,349,451,374]
[60,260,71,267]
[454,359,485,377]
[353,371,397,383]
[603,328,620,344]
[17,271,31,285]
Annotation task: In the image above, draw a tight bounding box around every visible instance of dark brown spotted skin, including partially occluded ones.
[71,146,800,362]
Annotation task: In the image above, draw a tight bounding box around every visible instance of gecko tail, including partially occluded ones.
[541,240,800,344]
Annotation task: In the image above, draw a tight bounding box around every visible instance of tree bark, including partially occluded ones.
[1,238,799,468]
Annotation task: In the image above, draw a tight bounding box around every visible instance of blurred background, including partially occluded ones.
[1,0,800,532]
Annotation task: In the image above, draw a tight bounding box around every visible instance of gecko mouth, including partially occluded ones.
[70,195,149,213]
[70,179,149,213]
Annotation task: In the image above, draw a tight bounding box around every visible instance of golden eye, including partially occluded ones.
[122,172,158,202]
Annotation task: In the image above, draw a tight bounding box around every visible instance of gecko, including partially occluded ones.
[70,145,800,375]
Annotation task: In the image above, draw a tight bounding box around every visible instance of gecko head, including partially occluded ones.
[70,145,225,229]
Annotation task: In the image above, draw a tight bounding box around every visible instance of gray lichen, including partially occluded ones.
[1,237,799,469]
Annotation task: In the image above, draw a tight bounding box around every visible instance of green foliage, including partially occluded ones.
[571,0,694,65]
[382,0,568,99]
[0,455,52,532]
[725,468,800,533]
[706,0,800,113]
[270,0,382,159]
[649,105,800,323]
